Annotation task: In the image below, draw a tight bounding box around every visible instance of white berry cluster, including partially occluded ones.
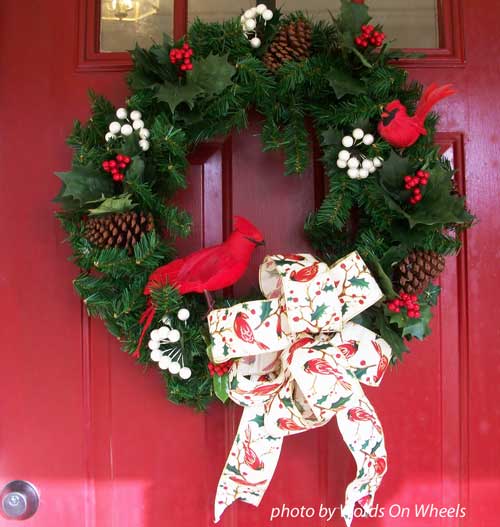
[105,107,151,152]
[240,4,273,49]
[337,128,383,180]
[148,308,192,380]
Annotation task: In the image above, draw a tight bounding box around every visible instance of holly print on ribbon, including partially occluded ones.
[208,252,392,526]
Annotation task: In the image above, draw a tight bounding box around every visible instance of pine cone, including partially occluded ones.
[263,19,312,72]
[84,211,155,254]
[394,250,445,295]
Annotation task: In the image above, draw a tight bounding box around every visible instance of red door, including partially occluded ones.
[0,0,498,526]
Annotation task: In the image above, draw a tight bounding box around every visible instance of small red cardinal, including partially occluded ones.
[234,312,270,351]
[378,83,456,148]
[304,359,352,390]
[243,427,264,470]
[290,262,319,282]
[133,216,264,357]
[337,340,358,360]
[347,407,382,434]
[277,417,306,432]
[372,341,389,383]
[287,336,315,364]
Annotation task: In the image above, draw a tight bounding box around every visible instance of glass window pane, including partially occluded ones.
[277,0,439,49]
[188,0,254,24]
[100,0,173,52]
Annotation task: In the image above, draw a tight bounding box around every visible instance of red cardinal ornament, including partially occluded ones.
[133,216,264,357]
[243,427,264,470]
[378,83,456,148]
[234,312,270,351]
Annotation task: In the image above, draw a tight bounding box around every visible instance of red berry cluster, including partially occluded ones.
[387,293,421,318]
[404,169,430,205]
[355,24,385,48]
[102,154,131,182]
[169,42,194,73]
[208,359,234,377]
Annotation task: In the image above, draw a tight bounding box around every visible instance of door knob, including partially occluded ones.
[0,481,39,520]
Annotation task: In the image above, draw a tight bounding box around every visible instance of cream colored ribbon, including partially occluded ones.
[208,252,392,526]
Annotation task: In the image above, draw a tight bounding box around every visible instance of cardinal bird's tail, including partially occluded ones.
[415,83,456,123]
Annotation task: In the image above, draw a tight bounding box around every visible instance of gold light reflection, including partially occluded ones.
[102,0,160,22]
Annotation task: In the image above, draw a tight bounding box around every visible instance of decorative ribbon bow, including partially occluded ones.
[208,252,392,526]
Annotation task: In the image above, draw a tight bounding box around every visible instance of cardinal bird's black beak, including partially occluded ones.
[246,236,265,246]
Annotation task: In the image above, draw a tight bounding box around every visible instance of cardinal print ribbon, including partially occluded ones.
[207,252,392,526]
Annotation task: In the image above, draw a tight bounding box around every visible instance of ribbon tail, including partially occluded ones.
[214,406,283,523]
[132,301,156,359]
[337,398,387,527]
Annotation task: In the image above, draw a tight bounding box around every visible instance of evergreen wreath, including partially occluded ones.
[54,1,473,410]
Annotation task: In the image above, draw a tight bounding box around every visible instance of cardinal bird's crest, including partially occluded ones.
[234,216,264,245]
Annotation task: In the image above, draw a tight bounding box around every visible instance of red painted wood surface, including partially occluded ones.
[0,1,499,526]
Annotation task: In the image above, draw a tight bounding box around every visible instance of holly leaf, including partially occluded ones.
[155,80,205,113]
[54,164,113,208]
[213,373,230,403]
[281,396,294,409]
[341,303,348,316]
[317,394,328,405]
[328,68,364,99]
[321,127,342,147]
[226,464,241,476]
[188,53,236,96]
[250,413,265,427]
[348,277,369,289]
[375,311,408,359]
[378,151,412,197]
[339,0,371,35]
[311,303,328,321]
[355,366,370,379]
[402,303,433,340]
[88,194,135,215]
[260,301,273,323]
[330,394,352,409]
[371,439,382,454]
[422,284,441,306]
[405,165,475,227]
[124,156,145,184]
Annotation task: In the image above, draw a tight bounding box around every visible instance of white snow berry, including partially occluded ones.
[139,128,150,139]
[158,326,170,340]
[132,119,144,130]
[347,168,360,179]
[148,339,161,350]
[177,308,190,321]
[262,9,273,21]
[130,110,142,121]
[159,356,172,370]
[352,128,364,140]
[362,134,374,145]
[150,349,163,362]
[373,156,383,168]
[244,7,257,19]
[250,37,261,49]
[358,168,369,179]
[139,139,150,151]
[338,150,350,162]
[116,108,127,120]
[347,157,360,169]
[109,121,121,134]
[362,159,374,170]
[256,4,267,15]
[121,124,133,136]
[105,132,116,142]
[169,361,181,375]
[179,367,192,380]
[150,329,160,341]
[336,159,347,169]
[168,329,181,343]
[342,135,354,148]
[369,166,376,174]
[244,18,256,31]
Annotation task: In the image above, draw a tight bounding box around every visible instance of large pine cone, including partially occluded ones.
[263,19,312,72]
[394,250,445,295]
[84,211,155,254]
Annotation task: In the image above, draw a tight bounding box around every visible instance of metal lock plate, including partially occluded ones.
[0,481,39,520]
